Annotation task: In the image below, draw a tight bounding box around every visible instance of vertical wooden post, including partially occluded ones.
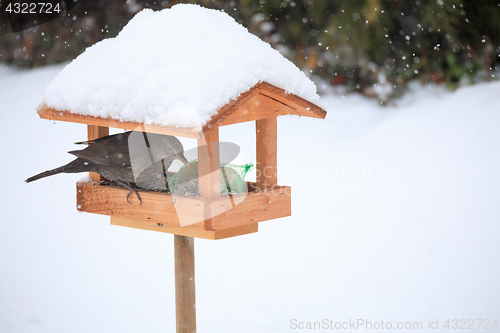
[256,118,277,190]
[174,235,196,333]
[198,127,220,199]
[87,124,109,182]
[198,127,220,230]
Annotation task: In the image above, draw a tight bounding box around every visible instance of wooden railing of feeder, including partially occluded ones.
[37,82,326,240]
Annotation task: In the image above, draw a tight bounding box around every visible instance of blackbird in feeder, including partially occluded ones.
[25,131,189,204]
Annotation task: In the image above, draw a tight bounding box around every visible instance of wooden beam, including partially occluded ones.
[202,86,259,130]
[38,106,201,139]
[77,181,206,228]
[174,235,196,333]
[219,92,294,126]
[78,180,290,236]
[256,118,277,190]
[203,82,326,129]
[110,217,258,240]
[258,82,327,119]
[87,124,109,182]
[210,185,291,230]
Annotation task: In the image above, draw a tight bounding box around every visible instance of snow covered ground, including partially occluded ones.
[0,65,499,333]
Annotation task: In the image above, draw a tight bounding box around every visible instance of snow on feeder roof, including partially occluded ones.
[37,4,325,137]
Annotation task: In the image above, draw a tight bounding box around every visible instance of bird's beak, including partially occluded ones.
[177,153,190,166]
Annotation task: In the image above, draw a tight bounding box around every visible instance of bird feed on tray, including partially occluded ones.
[168,161,253,198]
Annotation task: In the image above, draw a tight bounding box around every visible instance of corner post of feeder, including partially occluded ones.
[87,124,109,182]
[197,126,221,230]
[256,117,278,190]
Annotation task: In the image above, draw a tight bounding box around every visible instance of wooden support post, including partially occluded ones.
[198,127,220,230]
[198,127,220,199]
[174,235,196,333]
[87,124,109,182]
[256,118,277,190]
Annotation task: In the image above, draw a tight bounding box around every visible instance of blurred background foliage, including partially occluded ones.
[1,0,499,101]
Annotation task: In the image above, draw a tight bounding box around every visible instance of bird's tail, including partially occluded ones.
[25,159,88,183]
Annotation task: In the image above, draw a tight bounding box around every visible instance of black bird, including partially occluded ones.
[26,131,189,204]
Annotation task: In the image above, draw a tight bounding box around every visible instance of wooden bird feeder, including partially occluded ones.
[37,80,325,332]
[37,81,326,240]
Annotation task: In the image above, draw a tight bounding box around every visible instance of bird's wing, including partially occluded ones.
[69,146,131,166]
[68,131,134,166]
[73,131,132,145]
[69,134,130,166]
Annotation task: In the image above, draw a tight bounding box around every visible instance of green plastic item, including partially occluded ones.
[168,160,253,197]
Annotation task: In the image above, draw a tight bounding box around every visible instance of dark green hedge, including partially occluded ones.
[1,0,498,99]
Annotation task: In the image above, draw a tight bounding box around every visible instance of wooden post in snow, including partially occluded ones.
[174,235,196,333]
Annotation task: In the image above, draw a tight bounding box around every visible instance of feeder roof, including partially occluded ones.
[39,4,325,134]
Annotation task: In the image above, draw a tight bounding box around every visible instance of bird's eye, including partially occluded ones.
[167,146,173,152]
